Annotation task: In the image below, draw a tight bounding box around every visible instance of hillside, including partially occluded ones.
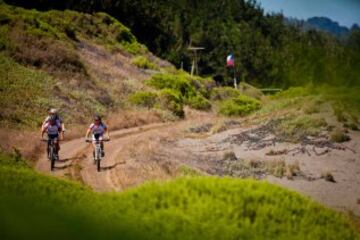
[5,0,360,87]
[1,2,360,238]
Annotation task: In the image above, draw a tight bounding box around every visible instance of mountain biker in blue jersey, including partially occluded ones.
[41,115,64,159]
[85,115,110,157]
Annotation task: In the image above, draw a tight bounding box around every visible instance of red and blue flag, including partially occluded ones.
[226,54,234,67]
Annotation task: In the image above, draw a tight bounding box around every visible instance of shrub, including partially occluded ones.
[128,91,158,108]
[211,87,241,101]
[238,82,264,100]
[158,89,184,117]
[187,95,211,111]
[330,128,351,143]
[218,95,261,116]
[147,73,197,99]
[131,56,157,70]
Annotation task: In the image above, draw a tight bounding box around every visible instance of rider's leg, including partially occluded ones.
[99,136,105,157]
[54,138,60,159]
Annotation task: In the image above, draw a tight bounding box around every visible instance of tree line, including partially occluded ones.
[4,0,360,87]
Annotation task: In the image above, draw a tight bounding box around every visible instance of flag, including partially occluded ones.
[226,54,234,67]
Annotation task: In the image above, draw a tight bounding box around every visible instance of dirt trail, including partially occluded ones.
[36,115,360,218]
[36,123,173,191]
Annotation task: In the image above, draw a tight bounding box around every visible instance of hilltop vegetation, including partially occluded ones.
[0,1,268,131]
[6,0,360,88]
[0,2,245,130]
[0,153,359,240]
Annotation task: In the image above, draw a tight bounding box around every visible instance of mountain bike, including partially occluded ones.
[86,138,110,172]
[42,138,59,171]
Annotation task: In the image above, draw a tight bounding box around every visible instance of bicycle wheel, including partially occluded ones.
[96,147,101,172]
[50,145,55,171]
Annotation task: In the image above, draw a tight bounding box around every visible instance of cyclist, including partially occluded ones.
[42,108,66,133]
[85,115,110,157]
[41,115,64,160]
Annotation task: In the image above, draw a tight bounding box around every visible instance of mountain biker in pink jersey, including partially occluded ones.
[42,108,66,133]
[41,115,64,159]
[85,115,110,157]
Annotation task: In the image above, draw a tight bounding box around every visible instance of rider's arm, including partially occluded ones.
[41,127,46,139]
[42,116,50,130]
[85,128,91,139]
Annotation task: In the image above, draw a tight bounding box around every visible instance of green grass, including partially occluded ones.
[129,91,158,108]
[0,54,56,128]
[131,56,158,69]
[277,115,328,141]
[218,95,262,117]
[0,153,358,240]
[0,3,153,128]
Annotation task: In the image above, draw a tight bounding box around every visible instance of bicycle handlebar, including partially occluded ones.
[85,139,110,143]
[41,139,63,142]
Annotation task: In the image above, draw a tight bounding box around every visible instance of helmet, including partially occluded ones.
[49,115,57,124]
[93,115,101,122]
[49,108,57,114]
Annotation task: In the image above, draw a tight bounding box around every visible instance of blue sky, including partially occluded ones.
[256,0,360,27]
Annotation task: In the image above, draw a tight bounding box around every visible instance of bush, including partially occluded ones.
[146,73,197,99]
[187,95,211,111]
[238,82,264,100]
[158,89,184,117]
[218,95,261,116]
[128,91,158,108]
[211,87,241,101]
[131,56,157,70]
[330,128,351,143]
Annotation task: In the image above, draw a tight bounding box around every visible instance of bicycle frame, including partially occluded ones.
[86,138,109,172]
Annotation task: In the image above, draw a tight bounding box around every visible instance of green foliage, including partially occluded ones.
[211,87,241,101]
[0,151,29,168]
[218,95,262,117]
[146,72,214,112]
[5,0,360,87]
[129,91,158,108]
[0,54,55,128]
[158,89,184,117]
[330,128,351,143]
[238,82,264,100]
[187,95,211,111]
[147,73,197,99]
[0,158,358,240]
[131,56,157,69]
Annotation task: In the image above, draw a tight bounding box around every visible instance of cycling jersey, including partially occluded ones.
[89,123,107,136]
[43,122,62,136]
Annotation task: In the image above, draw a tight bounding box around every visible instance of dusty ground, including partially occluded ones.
[36,111,360,220]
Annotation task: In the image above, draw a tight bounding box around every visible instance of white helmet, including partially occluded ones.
[49,108,57,114]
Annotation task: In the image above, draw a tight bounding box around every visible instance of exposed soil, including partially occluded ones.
[36,112,360,220]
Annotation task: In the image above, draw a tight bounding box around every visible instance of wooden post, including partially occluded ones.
[188,47,204,76]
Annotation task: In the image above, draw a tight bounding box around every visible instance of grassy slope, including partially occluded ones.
[0,2,166,129]
[0,154,358,240]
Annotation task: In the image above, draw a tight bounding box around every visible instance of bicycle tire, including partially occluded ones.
[97,146,101,172]
[50,145,55,171]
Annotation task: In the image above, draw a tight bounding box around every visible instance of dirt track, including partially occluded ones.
[36,117,360,218]
[36,123,175,191]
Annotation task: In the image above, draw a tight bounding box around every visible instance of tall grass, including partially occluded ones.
[0,153,358,240]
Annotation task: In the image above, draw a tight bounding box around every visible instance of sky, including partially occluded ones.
[256,0,360,28]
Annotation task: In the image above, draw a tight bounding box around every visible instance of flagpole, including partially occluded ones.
[233,60,237,89]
